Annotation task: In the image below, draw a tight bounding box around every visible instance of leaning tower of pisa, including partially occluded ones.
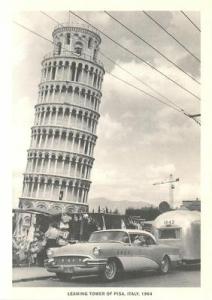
[19,23,105,214]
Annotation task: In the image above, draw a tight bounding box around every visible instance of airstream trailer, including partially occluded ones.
[152,210,200,264]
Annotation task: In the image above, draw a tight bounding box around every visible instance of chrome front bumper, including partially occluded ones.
[44,258,107,275]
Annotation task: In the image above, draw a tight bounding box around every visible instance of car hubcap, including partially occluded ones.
[105,261,117,279]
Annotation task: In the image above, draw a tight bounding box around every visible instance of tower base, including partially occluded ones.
[19,197,88,214]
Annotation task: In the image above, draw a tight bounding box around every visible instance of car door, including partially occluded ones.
[143,234,162,267]
[132,233,158,270]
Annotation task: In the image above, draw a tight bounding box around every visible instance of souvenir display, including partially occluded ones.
[12,211,132,266]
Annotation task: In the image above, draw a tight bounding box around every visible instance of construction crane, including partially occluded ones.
[153,174,179,209]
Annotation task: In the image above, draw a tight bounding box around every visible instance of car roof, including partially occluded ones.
[93,229,154,237]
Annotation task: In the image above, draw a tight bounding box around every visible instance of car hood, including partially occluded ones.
[51,242,123,257]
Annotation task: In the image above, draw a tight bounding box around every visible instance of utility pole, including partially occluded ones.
[153,174,180,209]
[184,113,201,126]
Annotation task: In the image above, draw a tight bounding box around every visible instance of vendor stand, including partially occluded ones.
[12,208,139,267]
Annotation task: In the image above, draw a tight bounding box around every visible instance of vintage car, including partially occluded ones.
[45,229,182,281]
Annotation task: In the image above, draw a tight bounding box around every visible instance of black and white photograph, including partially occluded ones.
[11,9,201,288]
[1,1,212,299]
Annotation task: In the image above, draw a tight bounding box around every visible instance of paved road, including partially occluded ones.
[13,265,200,287]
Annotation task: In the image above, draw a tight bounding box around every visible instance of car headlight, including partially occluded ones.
[47,248,54,258]
[93,247,101,256]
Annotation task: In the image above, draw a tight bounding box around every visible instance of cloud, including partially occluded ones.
[177,53,200,79]
[146,164,176,180]
[92,57,200,205]
[97,113,125,140]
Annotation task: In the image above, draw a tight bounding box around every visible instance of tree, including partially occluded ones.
[98,206,101,213]
[125,206,160,221]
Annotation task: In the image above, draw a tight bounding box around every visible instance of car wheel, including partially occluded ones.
[101,259,121,282]
[159,256,171,274]
[56,272,72,281]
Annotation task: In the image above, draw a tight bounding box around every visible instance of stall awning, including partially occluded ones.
[12,208,52,216]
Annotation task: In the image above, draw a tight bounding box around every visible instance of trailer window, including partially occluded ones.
[159,228,181,239]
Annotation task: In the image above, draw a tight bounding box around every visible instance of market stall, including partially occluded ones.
[12,209,138,267]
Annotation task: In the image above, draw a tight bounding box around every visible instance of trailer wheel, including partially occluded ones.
[159,256,171,274]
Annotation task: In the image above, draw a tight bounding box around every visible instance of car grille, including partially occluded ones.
[54,256,89,266]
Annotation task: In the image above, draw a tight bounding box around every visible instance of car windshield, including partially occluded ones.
[89,231,129,243]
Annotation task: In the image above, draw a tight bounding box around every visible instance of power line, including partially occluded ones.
[104,11,200,84]
[142,11,200,62]
[108,72,183,113]
[39,10,194,112]
[13,20,78,57]
[14,19,200,125]
[112,70,200,127]
[13,18,180,114]
[180,11,201,32]
[13,21,54,44]
[40,11,62,25]
[105,72,201,126]
[99,51,184,112]
[13,20,78,61]
[69,11,200,101]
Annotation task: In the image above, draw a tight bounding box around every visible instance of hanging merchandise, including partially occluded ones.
[45,224,60,240]
[59,220,69,230]
[57,213,71,246]
[16,236,30,262]
[61,213,72,224]
[26,214,36,245]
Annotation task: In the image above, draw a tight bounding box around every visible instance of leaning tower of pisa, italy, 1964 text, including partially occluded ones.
[19,22,105,214]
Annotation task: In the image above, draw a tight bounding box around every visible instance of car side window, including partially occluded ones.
[131,234,147,246]
[130,234,138,244]
[121,233,130,243]
[145,236,156,245]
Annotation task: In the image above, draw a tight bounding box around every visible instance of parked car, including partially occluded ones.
[44,229,181,281]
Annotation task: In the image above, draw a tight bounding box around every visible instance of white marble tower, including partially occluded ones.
[19,23,105,214]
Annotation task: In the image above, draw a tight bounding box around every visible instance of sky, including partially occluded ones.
[12,11,201,209]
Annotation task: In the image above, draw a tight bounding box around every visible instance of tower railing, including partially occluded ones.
[42,51,103,67]
[53,22,100,36]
